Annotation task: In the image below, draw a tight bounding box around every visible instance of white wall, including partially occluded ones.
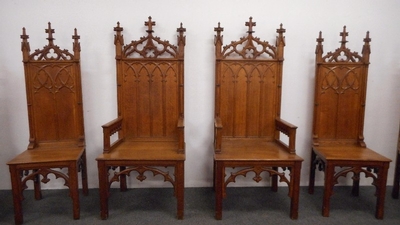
[0,0,399,190]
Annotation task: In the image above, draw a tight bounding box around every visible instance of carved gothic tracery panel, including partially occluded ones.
[32,64,75,94]
[320,66,361,94]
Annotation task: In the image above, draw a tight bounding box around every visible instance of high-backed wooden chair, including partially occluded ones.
[308,26,391,219]
[392,125,400,198]
[96,17,186,220]
[7,23,88,224]
[213,17,303,220]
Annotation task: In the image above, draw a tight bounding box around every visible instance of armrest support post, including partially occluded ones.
[214,117,223,154]
[275,118,297,154]
[177,116,185,154]
[102,117,123,153]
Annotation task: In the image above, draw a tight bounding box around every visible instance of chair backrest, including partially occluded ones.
[21,23,85,149]
[312,26,371,147]
[114,17,185,139]
[214,17,286,139]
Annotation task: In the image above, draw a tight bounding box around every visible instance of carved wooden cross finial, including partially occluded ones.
[340,26,348,46]
[114,21,123,33]
[276,23,286,35]
[245,17,256,34]
[21,27,30,58]
[145,16,156,33]
[21,27,29,40]
[72,28,80,41]
[316,31,324,44]
[364,31,371,44]
[46,22,55,44]
[214,22,224,35]
[177,22,186,36]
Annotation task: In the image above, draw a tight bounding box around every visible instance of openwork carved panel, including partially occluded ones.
[214,17,285,60]
[316,26,370,63]
[223,166,292,197]
[107,166,175,188]
[114,17,186,59]
[21,22,80,61]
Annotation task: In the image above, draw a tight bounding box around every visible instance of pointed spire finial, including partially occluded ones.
[177,22,186,35]
[363,31,371,44]
[317,31,324,44]
[114,21,123,32]
[72,28,80,41]
[276,23,286,35]
[21,27,29,40]
[214,22,224,35]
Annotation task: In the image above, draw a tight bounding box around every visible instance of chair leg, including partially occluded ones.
[175,161,184,219]
[120,166,127,192]
[351,173,360,197]
[308,150,316,194]
[81,152,89,196]
[322,163,335,217]
[271,167,278,192]
[392,153,400,199]
[215,161,224,220]
[375,163,389,219]
[33,170,42,200]
[9,166,24,225]
[213,160,216,191]
[69,163,80,220]
[98,161,109,220]
[289,162,301,220]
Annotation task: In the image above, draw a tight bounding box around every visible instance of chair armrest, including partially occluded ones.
[102,117,124,153]
[214,117,223,154]
[177,116,185,154]
[275,118,297,154]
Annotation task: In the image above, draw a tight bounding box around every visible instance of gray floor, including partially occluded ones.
[1,186,400,225]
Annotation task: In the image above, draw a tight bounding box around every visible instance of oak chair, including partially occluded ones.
[96,17,186,220]
[392,125,400,198]
[7,23,88,224]
[308,26,391,219]
[213,17,303,220]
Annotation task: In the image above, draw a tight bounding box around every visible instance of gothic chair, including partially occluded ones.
[96,17,186,219]
[308,26,391,219]
[213,17,303,220]
[392,125,400,198]
[7,23,88,224]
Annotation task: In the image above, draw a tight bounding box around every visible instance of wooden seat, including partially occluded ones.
[213,17,303,220]
[96,17,186,220]
[392,125,400,198]
[308,26,391,219]
[7,23,88,224]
